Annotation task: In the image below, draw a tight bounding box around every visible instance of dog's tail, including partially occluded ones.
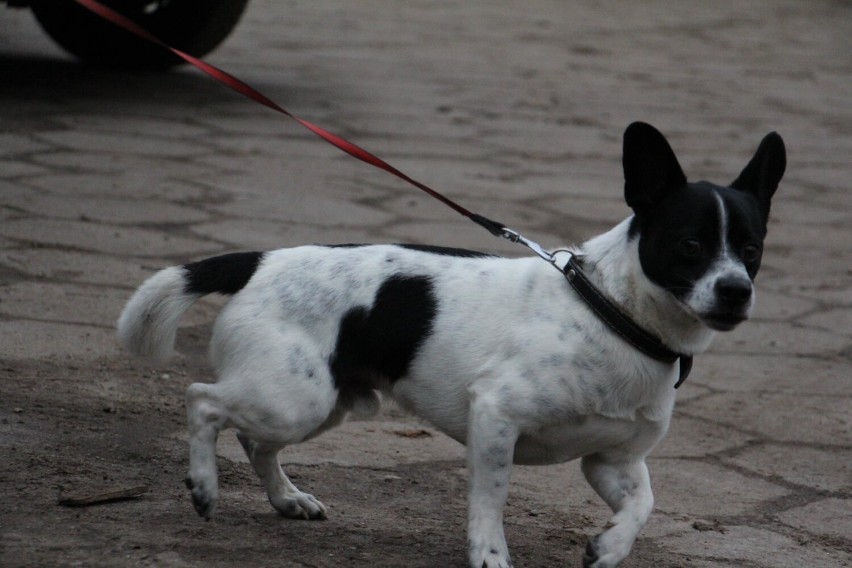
[117,252,264,365]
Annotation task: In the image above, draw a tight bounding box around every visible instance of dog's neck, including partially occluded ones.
[576,217,716,355]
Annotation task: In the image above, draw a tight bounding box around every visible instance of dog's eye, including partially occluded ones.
[678,238,702,257]
[742,244,761,262]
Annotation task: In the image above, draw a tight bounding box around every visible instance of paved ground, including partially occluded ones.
[0,1,850,567]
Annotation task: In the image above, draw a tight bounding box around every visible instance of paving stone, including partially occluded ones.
[194,113,327,139]
[724,443,852,493]
[649,459,789,517]
[680,392,852,445]
[777,498,852,544]
[59,114,214,140]
[0,158,49,178]
[0,237,18,249]
[759,252,852,299]
[376,137,491,162]
[539,194,631,226]
[0,320,117,361]
[28,151,213,180]
[187,154,393,202]
[24,171,214,201]
[771,197,850,226]
[0,249,170,288]
[2,192,210,225]
[34,130,211,159]
[664,525,850,568]
[654,414,755,458]
[667,560,765,568]
[763,223,851,251]
[783,280,852,308]
[710,319,850,357]
[798,307,852,337]
[690,353,852,396]
[0,133,54,157]
[0,282,128,327]
[750,289,819,321]
[0,219,222,257]
[204,192,393,227]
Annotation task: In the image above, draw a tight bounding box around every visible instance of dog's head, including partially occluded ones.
[623,122,786,331]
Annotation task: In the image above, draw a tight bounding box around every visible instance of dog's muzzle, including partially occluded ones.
[704,276,753,330]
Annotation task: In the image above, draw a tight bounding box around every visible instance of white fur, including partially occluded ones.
[118,219,732,568]
[117,266,198,365]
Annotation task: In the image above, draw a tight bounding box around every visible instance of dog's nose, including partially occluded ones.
[715,276,752,306]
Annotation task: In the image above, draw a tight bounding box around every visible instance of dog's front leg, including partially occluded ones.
[466,388,519,568]
[580,454,654,568]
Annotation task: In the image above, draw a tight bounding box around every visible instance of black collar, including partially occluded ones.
[562,255,693,388]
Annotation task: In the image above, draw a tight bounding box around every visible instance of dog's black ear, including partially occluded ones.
[730,132,786,222]
[623,122,687,212]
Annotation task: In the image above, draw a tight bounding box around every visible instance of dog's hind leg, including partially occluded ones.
[224,345,345,520]
[236,433,330,520]
[580,454,654,568]
[185,382,229,519]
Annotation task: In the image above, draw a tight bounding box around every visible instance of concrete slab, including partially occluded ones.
[689,353,852,396]
[777,498,852,544]
[0,219,222,257]
[0,320,117,361]
[724,443,852,493]
[3,192,211,225]
[0,282,127,327]
[681,391,852,445]
[649,459,790,517]
[664,525,851,568]
[0,249,174,288]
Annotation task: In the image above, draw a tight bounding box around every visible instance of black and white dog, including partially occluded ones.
[118,123,785,567]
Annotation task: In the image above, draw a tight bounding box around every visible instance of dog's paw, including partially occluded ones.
[582,536,600,567]
[270,490,328,520]
[469,541,513,568]
[184,476,217,519]
[582,535,618,568]
[471,551,513,568]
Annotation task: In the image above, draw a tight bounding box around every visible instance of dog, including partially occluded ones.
[117,122,785,567]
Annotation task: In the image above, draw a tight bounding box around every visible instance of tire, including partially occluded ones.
[31,0,250,69]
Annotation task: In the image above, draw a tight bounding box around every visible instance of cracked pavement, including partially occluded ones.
[1,1,850,566]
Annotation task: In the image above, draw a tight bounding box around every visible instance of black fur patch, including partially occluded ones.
[395,244,494,258]
[323,243,493,258]
[330,275,437,395]
[183,252,264,296]
[633,182,726,299]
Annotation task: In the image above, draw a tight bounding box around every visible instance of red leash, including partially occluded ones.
[71,0,509,237]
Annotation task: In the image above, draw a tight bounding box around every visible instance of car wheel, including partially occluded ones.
[31,0,250,69]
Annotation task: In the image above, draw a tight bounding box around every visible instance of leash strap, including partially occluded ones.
[72,0,691,387]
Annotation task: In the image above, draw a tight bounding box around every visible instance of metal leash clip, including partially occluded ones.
[498,226,559,268]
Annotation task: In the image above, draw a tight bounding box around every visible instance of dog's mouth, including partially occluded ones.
[702,311,748,331]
